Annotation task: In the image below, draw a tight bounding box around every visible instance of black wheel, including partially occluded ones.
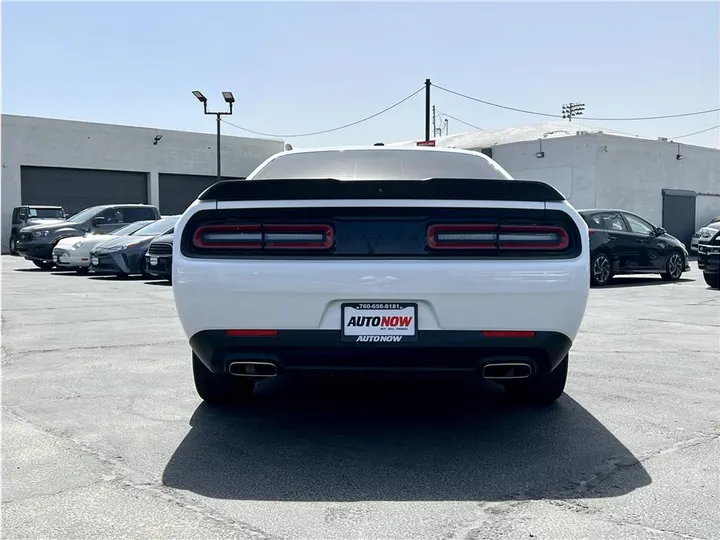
[9,234,19,256]
[660,251,684,281]
[32,260,54,270]
[503,355,569,405]
[76,267,89,275]
[591,252,612,286]
[703,272,720,289]
[192,352,255,405]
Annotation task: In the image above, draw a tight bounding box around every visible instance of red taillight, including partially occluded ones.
[497,225,569,250]
[225,329,278,337]
[588,229,596,236]
[427,223,569,251]
[482,331,536,338]
[427,224,497,249]
[193,224,334,250]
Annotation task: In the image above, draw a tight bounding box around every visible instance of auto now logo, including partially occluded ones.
[356,335,404,342]
[345,316,414,328]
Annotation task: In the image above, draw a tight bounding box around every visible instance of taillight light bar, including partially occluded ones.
[427,224,570,251]
[427,224,496,249]
[193,224,334,250]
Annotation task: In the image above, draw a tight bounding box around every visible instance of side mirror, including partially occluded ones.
[91,216,106,227]
[655,227,666,236]
[64,213,70,219]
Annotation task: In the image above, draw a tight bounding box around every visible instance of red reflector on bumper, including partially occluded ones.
[482,331,536,338]
[225,330,279,337]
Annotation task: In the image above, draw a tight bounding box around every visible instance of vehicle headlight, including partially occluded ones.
[32,230,50,238]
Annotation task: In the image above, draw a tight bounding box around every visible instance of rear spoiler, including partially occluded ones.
[197,177,566,203]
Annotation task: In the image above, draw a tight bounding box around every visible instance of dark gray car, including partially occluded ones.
[15,204,161,269]
[89,216,179,278]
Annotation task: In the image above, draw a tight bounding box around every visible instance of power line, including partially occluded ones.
[221,87,424,138]
[436,111,485,132]
[670,124,720,140]
[433,83,720,122]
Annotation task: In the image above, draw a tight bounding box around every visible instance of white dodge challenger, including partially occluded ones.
[172,146,590,406]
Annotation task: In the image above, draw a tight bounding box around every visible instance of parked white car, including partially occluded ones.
[172,146,591,406]
[691,216,720,253]
[52,220,156,273]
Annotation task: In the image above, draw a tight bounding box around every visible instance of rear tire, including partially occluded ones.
[32,260,54,270]
[192,352,255,405]
[591,253,612,286]
[703,272,720,289]
[503,354,569,405]
[660,251,684,281]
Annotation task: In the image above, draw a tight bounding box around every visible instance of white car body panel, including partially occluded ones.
[172,198,589,340]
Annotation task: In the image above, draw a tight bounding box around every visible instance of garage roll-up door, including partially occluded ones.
[159,174,242,215]
[21,166,148,215]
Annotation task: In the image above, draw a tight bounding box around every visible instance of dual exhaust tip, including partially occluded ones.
[228,361,278,378]
[481,362,533,380]
[229,361,533,380]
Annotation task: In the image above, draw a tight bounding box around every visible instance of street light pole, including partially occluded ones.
[192,90,235,184]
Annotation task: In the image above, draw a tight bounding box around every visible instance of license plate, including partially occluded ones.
[341,302,418,343]
[149,256,158,265]
[91,256,99,265]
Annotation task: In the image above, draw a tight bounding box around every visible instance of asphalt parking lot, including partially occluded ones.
[1,255,718,540]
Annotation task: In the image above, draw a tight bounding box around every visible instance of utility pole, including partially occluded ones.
[425,79,431,141]
[562,102,585,123]
[192,90,235,184]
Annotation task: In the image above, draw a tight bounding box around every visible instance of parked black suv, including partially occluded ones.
[697,222,720,289]
[579,209,690,286]
[15,204,161,269]
[9,205,67,255]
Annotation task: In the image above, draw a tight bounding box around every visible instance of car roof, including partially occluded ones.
[18,205,64,209]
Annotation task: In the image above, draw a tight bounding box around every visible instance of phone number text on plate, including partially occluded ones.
[353,303,404,310]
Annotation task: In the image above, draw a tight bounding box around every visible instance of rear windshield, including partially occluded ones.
[133,217,179,236]
[28,207,64,219]
[248,149,512,181]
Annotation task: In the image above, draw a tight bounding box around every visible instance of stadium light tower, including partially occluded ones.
[562,102,585,122]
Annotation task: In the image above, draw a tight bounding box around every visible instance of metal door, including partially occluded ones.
[662,189,696,248]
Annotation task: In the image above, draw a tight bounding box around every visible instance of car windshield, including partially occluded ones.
[108,220,155,236]
[248,148,513,181]
[132,217,179,236]
[28,207,64,219]
[67,206,104,223]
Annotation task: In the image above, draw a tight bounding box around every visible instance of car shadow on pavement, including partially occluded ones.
[144,280,171,286]
[162,376,651,502]
[605,277,694,288]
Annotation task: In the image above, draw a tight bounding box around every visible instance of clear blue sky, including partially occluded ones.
[3,1,719,149]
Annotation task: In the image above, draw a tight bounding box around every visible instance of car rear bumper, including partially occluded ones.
[190,329,573,377]
[173,257,590,342]
[145,253,172,278]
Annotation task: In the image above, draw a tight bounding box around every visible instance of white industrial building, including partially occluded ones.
[391,122,720,247]
[0,114,284,253]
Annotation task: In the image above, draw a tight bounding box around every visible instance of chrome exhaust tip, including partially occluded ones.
[228,361,278,378]
[482,362,533,380]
